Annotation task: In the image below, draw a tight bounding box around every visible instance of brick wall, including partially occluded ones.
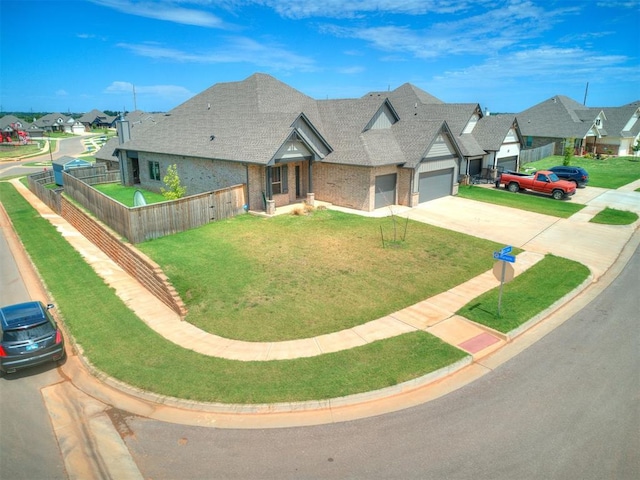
[313,163,373,210]
[60,197,187,317]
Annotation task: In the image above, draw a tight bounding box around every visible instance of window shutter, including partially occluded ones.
[282,165,288,193]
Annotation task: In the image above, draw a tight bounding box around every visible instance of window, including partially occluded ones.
[149,161,160,181]
[526,136,533,147]
[271,165,288,195]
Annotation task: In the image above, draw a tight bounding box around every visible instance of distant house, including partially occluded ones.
[597,101,640,156]
[113,73,522,213]
[518,96,607,156]
[95,111,159,172]
[0,115,43,140]
[78,109,118,131]
[52,156,92,185]
[36,113,85,134]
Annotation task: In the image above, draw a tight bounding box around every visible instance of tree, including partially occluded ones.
[563,138,574,166]
[161,164,186,200]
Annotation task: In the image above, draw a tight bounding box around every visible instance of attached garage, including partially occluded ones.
[497,156,518,172]
[418,168,453,203]
[374,173,397,208]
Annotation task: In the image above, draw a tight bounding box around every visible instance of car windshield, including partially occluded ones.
[2,322,55,342]
[548,173,560,182]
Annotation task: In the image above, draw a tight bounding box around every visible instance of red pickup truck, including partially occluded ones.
[495,170,576,200]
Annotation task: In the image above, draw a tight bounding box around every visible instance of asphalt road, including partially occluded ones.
[0,226,67,480]
[0,135,88,178]
[121,245,640,480]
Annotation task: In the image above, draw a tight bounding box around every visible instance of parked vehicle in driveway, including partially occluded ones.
[495,170,576,200]
[548,166,589,188]
[0,301,65,375]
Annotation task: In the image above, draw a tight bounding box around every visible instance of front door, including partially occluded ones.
[132,158,140,184]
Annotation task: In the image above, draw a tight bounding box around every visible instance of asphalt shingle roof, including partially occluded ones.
[518,95,598,138]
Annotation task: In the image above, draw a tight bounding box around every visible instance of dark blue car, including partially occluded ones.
[0,301,65,375]
[549,166,589,188]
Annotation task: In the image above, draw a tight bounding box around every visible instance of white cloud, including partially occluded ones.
[56,89,69,96]
[117,37,317,71]
[244,0,489,19]
[104,81,192,98]
[91,0,226,28]
[319,0,574,60]
[337,66,365,74]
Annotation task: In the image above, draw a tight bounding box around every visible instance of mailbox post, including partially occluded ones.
[493,246,516,316]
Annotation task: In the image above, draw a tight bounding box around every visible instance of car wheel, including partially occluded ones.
[571,180,579,188]
[552,189,564,200]
[508,182,519,193]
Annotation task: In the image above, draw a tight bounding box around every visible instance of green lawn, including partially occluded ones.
[138,210,507,341]
[457,185,585,218]
[0,180,468,403]
[590,207,638,225]
[0,141,47,159]
[457,255,590,333]
[522,155,640,189]
[93,183,167,206]
[0,181,592,403]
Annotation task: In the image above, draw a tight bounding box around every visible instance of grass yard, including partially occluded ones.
[590,207,638,225]
[0,181,467,403]
[457,185,585,218]
[0,141,47,159]
[138,210,506,342]
[457,254,590,333]
[93,183,167,206]
[523,155,640,189]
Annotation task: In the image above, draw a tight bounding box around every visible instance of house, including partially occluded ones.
[52,156,92,185]
[78,109,118,131]
[36,113,85,134]
[518,95,605,156]
[95,111,160,172]
[114,73,523,213]
[596,101,640,156]
[0,115,44,139]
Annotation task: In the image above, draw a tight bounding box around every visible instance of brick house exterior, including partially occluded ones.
[111,73,522,213]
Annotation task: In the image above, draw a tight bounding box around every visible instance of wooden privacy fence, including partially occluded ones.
[62,171,247,243]
[520,143,555,165]
[28,170,62,212]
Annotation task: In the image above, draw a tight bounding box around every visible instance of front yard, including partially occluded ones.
[0,181,591,403]
[523,155,640,189]
[138,210,505,341]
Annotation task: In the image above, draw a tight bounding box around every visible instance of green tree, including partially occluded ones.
[563,138,574,166]
[161,164,186,199]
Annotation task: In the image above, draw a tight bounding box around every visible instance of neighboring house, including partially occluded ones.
[0,114,44,139]
[36,113,85,134]
[52,156,92,185]
[518,95,605,156]
[78,109,118,131]
[597,101,640,156]
[95,111,160,172]
[114,73,522,213]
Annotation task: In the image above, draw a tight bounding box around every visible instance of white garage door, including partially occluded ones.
[419,168,453,203]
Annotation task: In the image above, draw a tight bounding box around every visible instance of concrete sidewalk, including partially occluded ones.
[3,177,639,427]
[7,178,544,361]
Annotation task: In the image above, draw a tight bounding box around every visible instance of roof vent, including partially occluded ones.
[210,134,215,141]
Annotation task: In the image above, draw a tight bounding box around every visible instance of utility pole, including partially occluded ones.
[583,82,589,105]
[133,84,137,112]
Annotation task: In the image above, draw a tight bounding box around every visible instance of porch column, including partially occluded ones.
[307,160,314,192]
[306,160,314,206]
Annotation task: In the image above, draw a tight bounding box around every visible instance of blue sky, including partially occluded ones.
[1,0,639,115]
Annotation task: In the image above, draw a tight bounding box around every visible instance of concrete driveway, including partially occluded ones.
[400,182,640,279]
